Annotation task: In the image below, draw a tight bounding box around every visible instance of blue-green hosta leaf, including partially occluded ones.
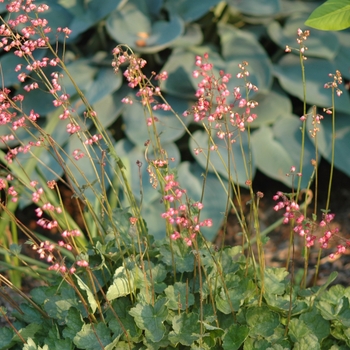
[249,84,292,127]
[58,0,127,41]
[251,115,316,188]
[274,55,350,114]
[170,23,203,48]
[306,109,350,177]
[190,129,255,186]
[164,0,221,22]
[122,94,190,146]
[218,23,273,96]
[106,0,184,53]
[115,138,180,205]
[333,29,350,80]
[0,327,14,350]
[129,298,168,343]
[305,0,350,31]
[178,161,229,241]
[227,0,281,16]
[268,13,340,60]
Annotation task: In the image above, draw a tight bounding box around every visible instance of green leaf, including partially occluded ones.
[164,282,195,310]
[74,274,98,314]
[106,263,139,301]
[300,306,330,342]
[129,298,168,343]
[0,327,14,350]
[264,268,289,295]
[62,308,84,341]
[73,323,112,350]
[168,312,201,346]
[288,318,320,349]
[305,0,350,31]
[246,306,280,337]
[223,324,249,350]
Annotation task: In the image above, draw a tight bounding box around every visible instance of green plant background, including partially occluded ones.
[1,0,349,240]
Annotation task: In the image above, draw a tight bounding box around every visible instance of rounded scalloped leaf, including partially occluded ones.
[115,138,180,205]
[164,0,221,22]
[218,23,273,95]
[106,0,184,53]
[249,84,292,127]
[59,0,127,41]
[268,14,340,60]
[306,109,350,177]
[177,161,229,241]
[274,54,350,114]
[226,0,281,16]
[190,129,254,187]
[122,94,191,147]
[251,115,316,188]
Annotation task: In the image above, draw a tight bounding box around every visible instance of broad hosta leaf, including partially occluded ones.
[178,161,229,241]
[190,129,255,186]
[129,298,168,343]
[106,0,184,53]
[251,115,316,188]
[274,54,350,114]
[59,0,127,41]
[122,93,191,146]
[306,109,350,177]
[249,84,292,127]
[218,23,273,96]
[227,0,281,16]
[268,14,340,60]
[305,0,350,31]
[332,29,350,80]
[164,0,221,22]
[170,23,203,48]
[115,138,180,205]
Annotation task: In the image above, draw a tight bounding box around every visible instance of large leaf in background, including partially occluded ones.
[190,129,254,187]
[226,0,281,16]
[249,84,292,127]
[218,23,273,96]
[305,0,350,31]
[171,24,203,48]
[306,110,350,177]
[58,0,127,41]
[164,0,221,22]
[178,161,228,240]
[122,94,191,147]
[251,115,316,188]
[0,49,47,87]
[274,55,350,114]
[106,0,184,53]
[332,29,350,80]
[115,138,180,205]
[268,13,340,60]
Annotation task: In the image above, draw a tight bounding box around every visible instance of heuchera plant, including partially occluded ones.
[1,1,350,349]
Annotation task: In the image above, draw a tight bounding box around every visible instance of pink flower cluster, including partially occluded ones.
[112,46,171,122]
[161,174,212,246]
[183,55,258,138]
[273,191,349,257]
